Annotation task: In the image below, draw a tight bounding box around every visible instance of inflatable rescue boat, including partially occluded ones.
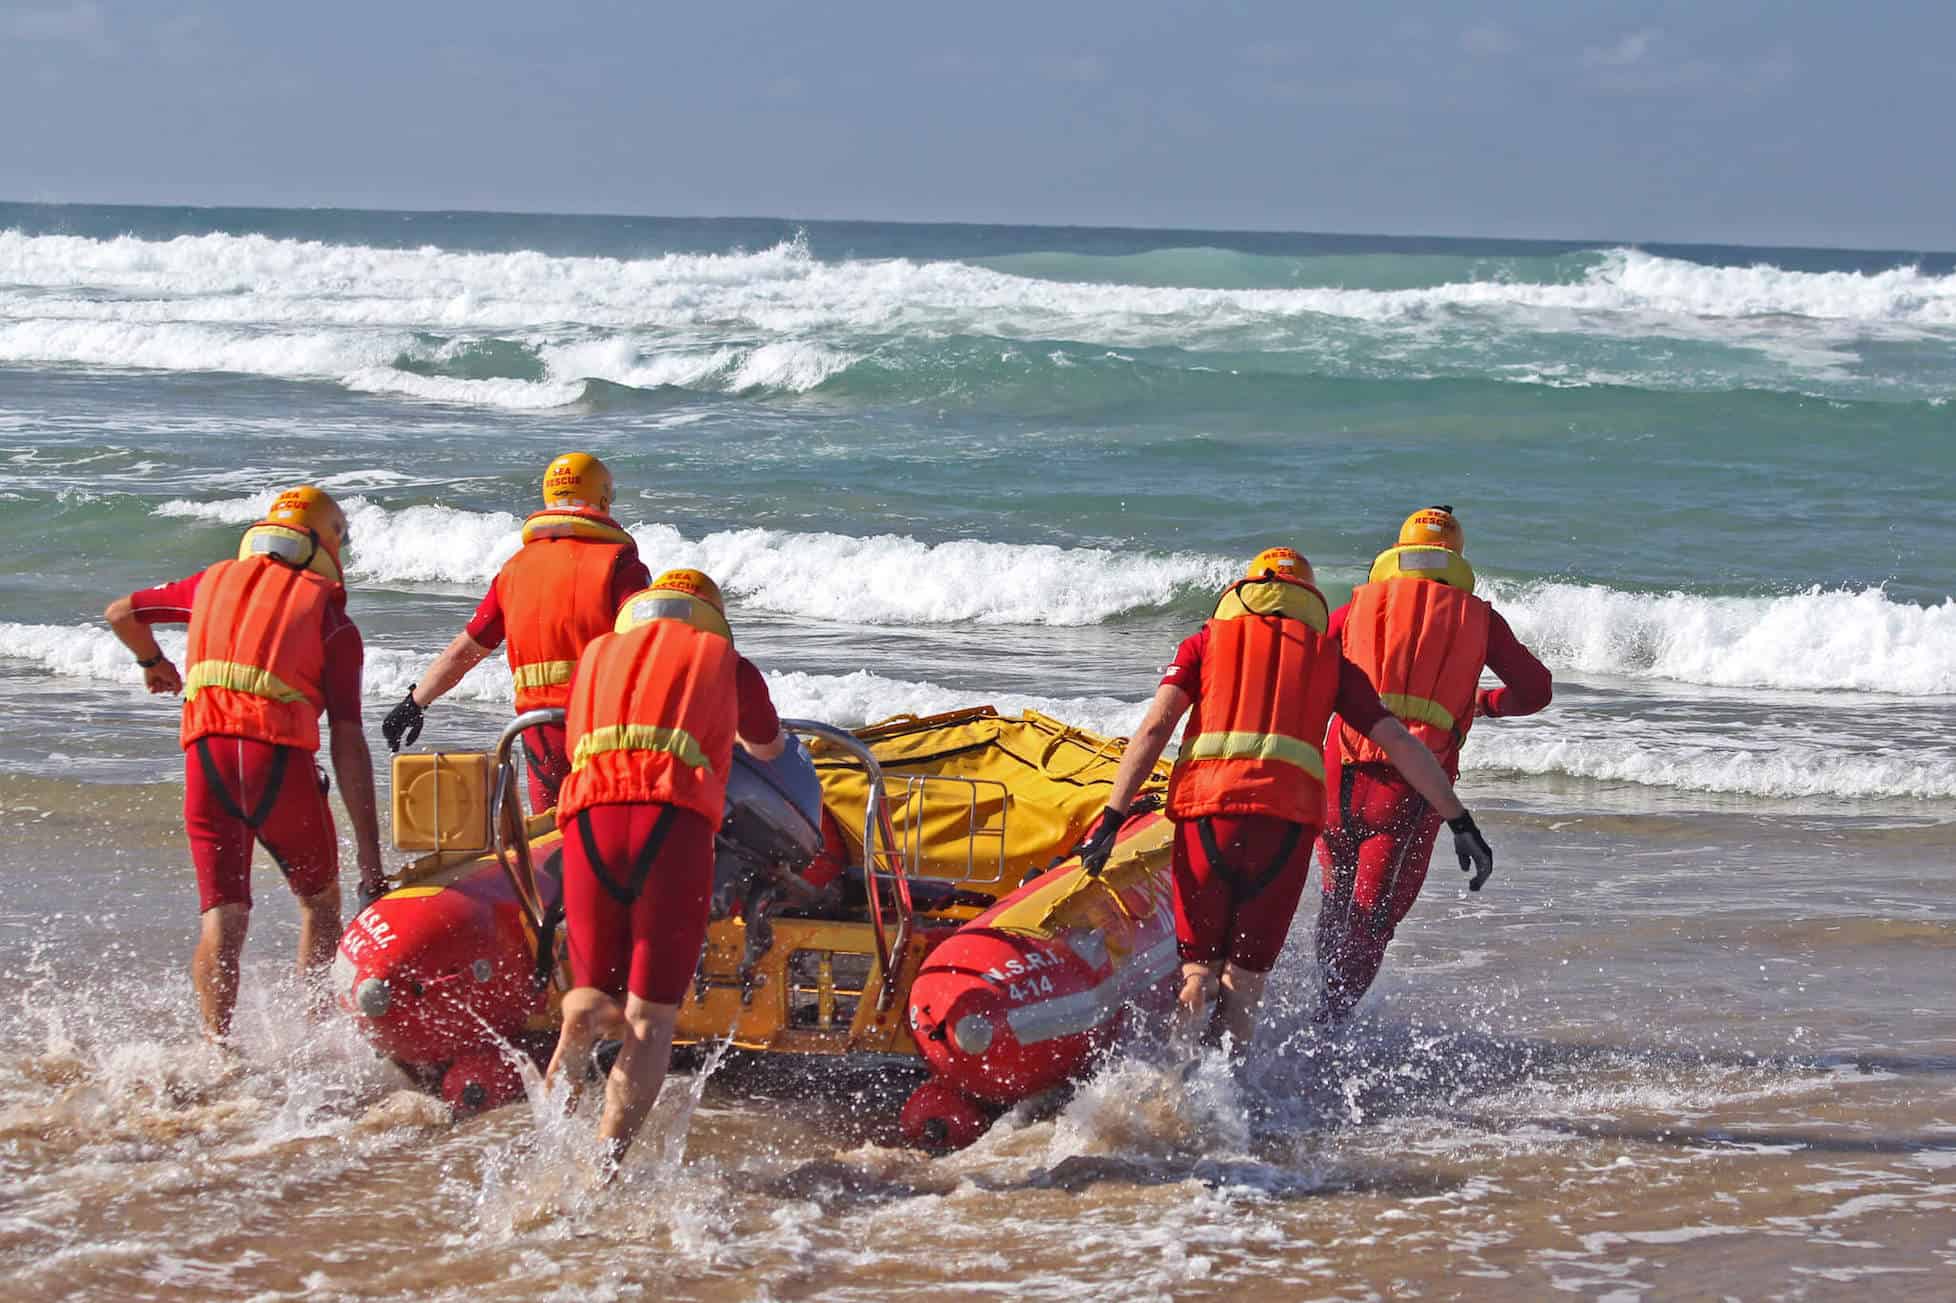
[334,706,1176,1148]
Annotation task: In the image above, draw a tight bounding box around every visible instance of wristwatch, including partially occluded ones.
[137,653,166,668]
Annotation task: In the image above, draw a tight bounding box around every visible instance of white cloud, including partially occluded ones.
[1573,25,1797,100]
[5,1,105,46]
[1585,28,1659,68]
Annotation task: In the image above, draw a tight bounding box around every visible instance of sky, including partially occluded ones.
[2,0,1952,249]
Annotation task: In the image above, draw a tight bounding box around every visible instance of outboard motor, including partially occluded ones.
[711,743,825,919]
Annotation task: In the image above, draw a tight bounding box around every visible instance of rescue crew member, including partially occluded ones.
[1068,547,1494,1055]
[103,486,384,1042]
[1314,507,1551,1024]
[380,452,650,812]
[541,570,786,1172]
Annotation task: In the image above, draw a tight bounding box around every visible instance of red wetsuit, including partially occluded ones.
[1314,602,1551,1020]
[557,662,780,1003]
[465,555,650,810]
[132,571,364,912]
[1160,625,1390,973]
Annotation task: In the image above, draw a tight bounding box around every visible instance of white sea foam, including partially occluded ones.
[0,616,1136,738]
[0,621,189,689]
[144,497,1956,691]
[4,620,1951,801]
[151,496,1235,625]
[1489,580,1956,697]
[3,231,1952,407]
[339,368,587,409]
[7,232,1953,332]
[1466,715,1956,802]
[151,492,282,523]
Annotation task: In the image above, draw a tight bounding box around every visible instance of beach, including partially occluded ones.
[1,203,1952,1299]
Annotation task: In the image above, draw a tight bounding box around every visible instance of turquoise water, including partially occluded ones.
[1,201,1950,804]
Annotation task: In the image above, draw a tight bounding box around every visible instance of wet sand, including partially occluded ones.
[2,776,1953,1300]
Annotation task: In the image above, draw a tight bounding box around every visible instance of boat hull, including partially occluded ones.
[903,811,1177,1109]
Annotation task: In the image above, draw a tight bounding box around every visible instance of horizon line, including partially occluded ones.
[4,196,1951,262]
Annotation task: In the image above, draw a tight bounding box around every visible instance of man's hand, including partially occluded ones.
[145,658,183,695]
[329,718,386,913]
[1070,807,1125,877]
[1448,810,1494,890]
[356,860,388,910]
[381,690,424,752]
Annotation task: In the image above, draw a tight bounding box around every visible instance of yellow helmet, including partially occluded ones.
[262,485,348,560]
[614,569,731,639]
[542,452,614,512]
[1246,546,1313,585]
[651,568,724,612]
[1397,505,1464,554]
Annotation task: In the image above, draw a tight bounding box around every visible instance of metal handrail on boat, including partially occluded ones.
[489,711,916,1015]
[886,774,1009,886]
[490,707,563,936]
[780,718,912,1012]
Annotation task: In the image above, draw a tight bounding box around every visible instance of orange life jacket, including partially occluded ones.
[496,507,636,713]
[1165,576,1341,825]
[555,616,739,823]
[1335,570,1491,775]
[180,557,336,752]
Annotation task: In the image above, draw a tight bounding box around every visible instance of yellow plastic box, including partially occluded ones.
[391,752,494,853]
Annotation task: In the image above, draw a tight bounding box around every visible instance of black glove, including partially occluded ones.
[1448,810,1494,891]
[1070,807,1125,878]
[381,690,424,752]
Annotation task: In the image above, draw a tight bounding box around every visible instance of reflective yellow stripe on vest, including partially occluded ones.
[570,723,715,774]
[511,660,577,693]
[182,660,310,705]
[1182,729,1325,782]
[1379,692,1458,735]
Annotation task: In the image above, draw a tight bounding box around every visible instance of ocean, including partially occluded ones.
[0,202,1952,1299]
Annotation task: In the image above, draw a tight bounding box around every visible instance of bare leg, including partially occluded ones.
[595,994,681,1172]
[544,986,623,1110]
[1172,961,1221,1055]
[194,904,251,1042]
[1216,964,1269,1057]
[296,879,342,969]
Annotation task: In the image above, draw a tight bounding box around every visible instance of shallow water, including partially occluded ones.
[2,787,1951,1300]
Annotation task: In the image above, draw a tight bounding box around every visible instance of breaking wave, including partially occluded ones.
[151,495,1235,626]
[1488,580,1956,697]
[4,230,1955,408]
[136,497,1956,693]
[7,232,1954,332]
[1467,720,1956,802]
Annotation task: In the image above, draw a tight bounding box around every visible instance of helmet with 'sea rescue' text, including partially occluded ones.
[1397,505,1464,554]
[263,485,349,561]
[648,568,724,612]
[542,452,614,512]
[1245,546,1314,585]
[614,569,731,639]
